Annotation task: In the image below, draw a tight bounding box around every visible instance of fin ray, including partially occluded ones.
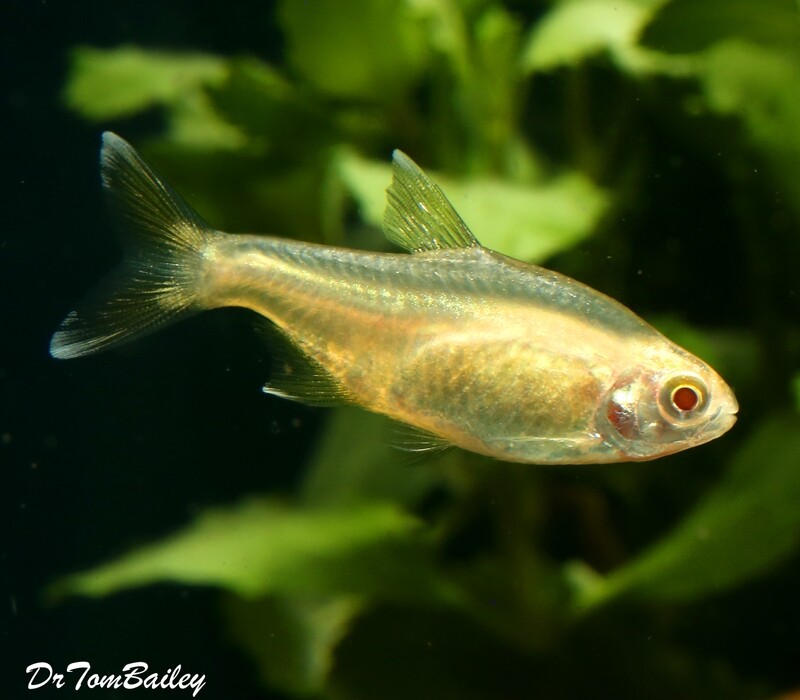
[256,321,352,407]
[50,132,215,360]
[383,151,479,253]
[390,422,452,455]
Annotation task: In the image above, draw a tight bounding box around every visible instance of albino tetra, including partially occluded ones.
[50,133,738,464]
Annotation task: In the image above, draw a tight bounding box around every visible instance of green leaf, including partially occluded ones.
[162,91,248,150]
[208,57,335,155]
[521,0,662,73]
[278,0,429,102]
[336,150,608,263]
[699,41,800,152]
[640,0,800,55]
[575,414,800,609]
[792,375,800,412]
[224,593,363,695]
[406,0,470,79]
[64,45,228,120]
[461,6,526,170]
[209,57,299,136]
[697,40,800,213]
[49,498,441,601]
[448,172,609,262]
[334,151,392,230]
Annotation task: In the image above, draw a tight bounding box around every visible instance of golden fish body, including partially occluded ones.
[51,133,738,464]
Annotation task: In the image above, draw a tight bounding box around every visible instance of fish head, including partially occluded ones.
[597,344,739,461]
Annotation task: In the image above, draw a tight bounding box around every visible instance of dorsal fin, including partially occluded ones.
[255,321,352,407]
[383,151,480,253]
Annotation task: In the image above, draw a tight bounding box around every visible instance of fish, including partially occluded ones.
[50,132,738,464]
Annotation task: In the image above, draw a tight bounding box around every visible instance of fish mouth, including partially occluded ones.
[717,410,738,433]
[726,391,740,419]
[718,392,740,431]
[696,404,738,443]
[650,408,737,461]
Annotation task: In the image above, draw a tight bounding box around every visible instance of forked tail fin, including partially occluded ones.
[50,132,216,359]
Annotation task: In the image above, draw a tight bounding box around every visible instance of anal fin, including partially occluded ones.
[255,321,351,407]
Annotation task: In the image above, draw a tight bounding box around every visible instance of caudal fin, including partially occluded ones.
[50,132,216,359]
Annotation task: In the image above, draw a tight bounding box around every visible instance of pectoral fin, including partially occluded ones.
[390,422,452,455]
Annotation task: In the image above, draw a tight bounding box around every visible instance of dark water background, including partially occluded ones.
[6,2,300,696]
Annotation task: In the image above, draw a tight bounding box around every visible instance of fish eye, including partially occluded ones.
[659,375,709,421]
[672,385,699,411]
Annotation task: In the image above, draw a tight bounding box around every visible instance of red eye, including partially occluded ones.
[672,385,699,412]
[659,375,708,421]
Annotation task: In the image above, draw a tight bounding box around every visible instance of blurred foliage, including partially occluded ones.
[50,497,445,601]
[54,0,800,697]
[572,414,800,608]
